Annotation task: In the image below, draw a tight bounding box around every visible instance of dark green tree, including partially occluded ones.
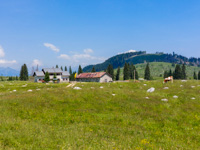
[65,66,67,71]
[198,71,200,80]
[181,64,187,79]
[16,76,18,80]
[20,64,29,81]
[174,64,182,79]
[69,66,72,75]
[116,66,120,80]
[123,62,129,80]
[56,65,59,68]
[193,71,197,80]
[107,64,114,79]
[168,69,172,76]
[78,65,83,74]
[60,66,63,71]
[91,66,96,72]
[144,63,150,80]
[164,71,168,78]
[44,71,50,82]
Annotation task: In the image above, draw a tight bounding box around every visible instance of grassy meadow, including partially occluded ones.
[0,80,200,149]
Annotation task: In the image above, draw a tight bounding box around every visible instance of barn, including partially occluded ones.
[76,72,112,83]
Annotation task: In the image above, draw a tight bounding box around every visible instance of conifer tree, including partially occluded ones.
[20,64,29,81]
[198,71,200,80]
[44,71,50,82]
[168,69,172,76]
[69,66,72,75]
[164,71,168,78]
[144,63,150,80]
[65,66,67,71]
[174,64,182,79]
[20,65,24,81]
[60,66,63,71]
[56,65,59,68]
[123,62,129,80]
[181,64,187,79]
[107,64,114,79]
[193,71,197,80]
[78,65,83,74]
[116,66,120,80]
[91,66,96,72]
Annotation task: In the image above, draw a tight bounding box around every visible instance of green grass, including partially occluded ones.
[0,80,200,149]
[115,62,200,80]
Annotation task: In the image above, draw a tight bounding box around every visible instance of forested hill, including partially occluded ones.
[83,51,200,72]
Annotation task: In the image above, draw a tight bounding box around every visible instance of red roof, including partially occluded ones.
[76,72,109,79]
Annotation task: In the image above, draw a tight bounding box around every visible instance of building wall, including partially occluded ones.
[99,74,112,83]
[34,76,44,82]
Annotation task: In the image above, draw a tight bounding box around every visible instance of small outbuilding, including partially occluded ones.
[76,72,112,83]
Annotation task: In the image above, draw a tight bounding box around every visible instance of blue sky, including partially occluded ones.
[0,0,200,70]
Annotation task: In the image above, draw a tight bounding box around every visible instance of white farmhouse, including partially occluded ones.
[76,72,112,82]
[33,68,70,82]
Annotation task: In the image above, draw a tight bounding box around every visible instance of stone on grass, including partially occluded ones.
[173,95,178,99]
[73,87,82,90]
[191,86,195,88]
[181,80,187,82]
[36,89,41,90]
[180,85,183,87]
[13,90,17,92]
[100,86,104,89]
[143,84,147,86]
[112,94,116,96]
[191,97,196,100]
[27,89,32,92]
[147,87,155,93]
[161,99,168,102]
[163,87,169,89]
[145,97,149,99]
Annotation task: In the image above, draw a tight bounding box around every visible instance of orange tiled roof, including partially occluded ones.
[76,72,107,79]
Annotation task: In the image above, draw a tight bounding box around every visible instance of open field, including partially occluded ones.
[0,80,200,149]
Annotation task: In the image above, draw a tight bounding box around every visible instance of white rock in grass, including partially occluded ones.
[91,87,95,89]
[173,95,178,99]
[36,89,41,91]
[181,80,187,82]
[100,86,104,89]
[27,89,32,92]
[73,87,82,90]
[112,94,116,96]
[13,90,17,92]
[191,86,195,88]
[180,85,183,87]
[161,99,168,102]
[22,84,27,87]
[145,97,149,99]
[163,87,169,89]
[143,84,147,86]
[191,97,196,100]
[147,87,155,93]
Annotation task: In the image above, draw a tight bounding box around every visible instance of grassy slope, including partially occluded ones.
[115,62,200,80]
[0,81,200,149]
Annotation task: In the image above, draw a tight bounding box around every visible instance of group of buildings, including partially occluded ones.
[33,68,113,83]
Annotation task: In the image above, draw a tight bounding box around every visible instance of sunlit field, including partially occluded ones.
[0,80,200,149]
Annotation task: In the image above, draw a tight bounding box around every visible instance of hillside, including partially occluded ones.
[0,67,19,76]
[115,62,200,80]
[0,81,200,149]
[83,51,200,72]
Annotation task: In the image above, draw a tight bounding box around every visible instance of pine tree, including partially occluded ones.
[65,66,67,71]
[60,66,63,71]
[193,71,197,80]
[123,62,129,80]
[20,64,29,81]
[69,66,72,75]
[198,71,200,80]
[91,66,96,72]
[44,71,50,82]
[78,65,83,74]
[116,66,120,80]
[56,65,59,68]
[144,63,150,80]
[20,65,24,81]
[106,64,114,79]
[174,64,182,79]
[168,69,172,76]
[181,64,187,79]
[164,71,168,78]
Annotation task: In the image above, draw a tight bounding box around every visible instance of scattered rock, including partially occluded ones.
[36,89,41,90]
[147,87,155,93]
[22,84,27,87]
[161,99,168,102]
[180,85,183,87]
[27,89,32,92]
[112,94,116,96]
[191,97,196,100]
[100,86,104,89]
[173,95,178,99]
[143,84,147,86]
[181,80,187,82]
[163,87,169,89]
[73,87,82,90]
[145,97,149,99]
[13,90,17,92]
[91,87,95,89]
[191,86,195,88]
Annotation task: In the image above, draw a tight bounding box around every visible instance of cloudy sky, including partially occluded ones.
[0,0,200,70]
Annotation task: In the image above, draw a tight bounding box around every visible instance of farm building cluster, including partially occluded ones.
[33,69,112,83]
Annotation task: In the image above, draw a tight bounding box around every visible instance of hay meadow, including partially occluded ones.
[0,80,200,149]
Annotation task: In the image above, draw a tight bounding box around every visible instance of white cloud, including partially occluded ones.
[32,59,42,66]
[0,59,17,64]
[0,45,5,57]
[83,48,93,54]
[43,43,60,52]
[58,54,70,60]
